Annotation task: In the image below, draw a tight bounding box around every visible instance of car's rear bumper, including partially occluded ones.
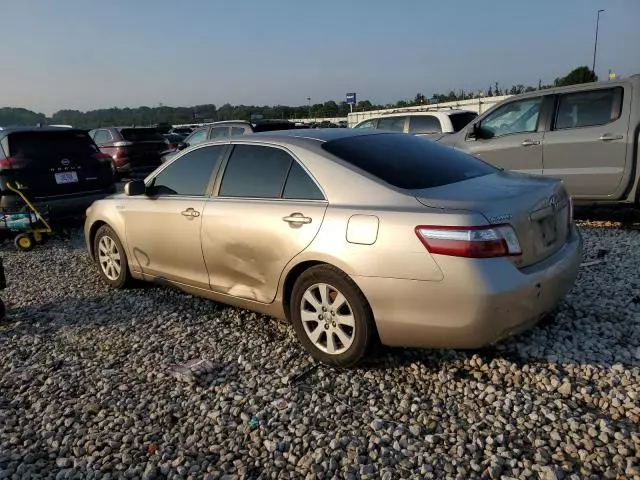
[353,226,582,349]
[1,189,116,219]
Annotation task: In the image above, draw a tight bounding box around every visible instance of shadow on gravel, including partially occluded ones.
[574,204,640,228]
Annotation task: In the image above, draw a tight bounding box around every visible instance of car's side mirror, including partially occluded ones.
[124,179,146,196]
[177,142,188,151]
[469,122,487,140]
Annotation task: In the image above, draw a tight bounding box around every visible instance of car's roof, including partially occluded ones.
[358,109,474,121]
[249,127,379,143]
[0,126,88,138]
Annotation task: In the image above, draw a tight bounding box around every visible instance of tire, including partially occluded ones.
[14,233,34,252]
[290,264,376,367]
[93,224,131,289]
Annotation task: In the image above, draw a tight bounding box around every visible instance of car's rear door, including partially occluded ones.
[541,85,629,198]
[6,130,113,199]
[201,143,328,303]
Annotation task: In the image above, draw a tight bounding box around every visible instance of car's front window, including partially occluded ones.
[150,145,225,196]
[186,129,207,145]
[480,98,542,137]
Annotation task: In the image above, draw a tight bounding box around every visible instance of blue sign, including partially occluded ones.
[346,92,357,105]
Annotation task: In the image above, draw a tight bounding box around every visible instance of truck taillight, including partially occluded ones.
[415,224,522,258]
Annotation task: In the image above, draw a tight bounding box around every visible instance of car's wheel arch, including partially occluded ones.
[279,255,363,322]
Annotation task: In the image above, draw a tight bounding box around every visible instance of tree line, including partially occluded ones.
[0,67,598,129]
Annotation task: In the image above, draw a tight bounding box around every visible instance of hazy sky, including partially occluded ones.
[2,0,639,115]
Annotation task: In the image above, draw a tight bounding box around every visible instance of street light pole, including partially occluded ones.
[592,9,605,75]
[307,97,311,120]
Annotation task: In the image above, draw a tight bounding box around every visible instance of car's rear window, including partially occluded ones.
[449,112,478,132]
[8,131,98,157]
[253,122,297,132]
[120,128,165,142]
[321,133,497,190]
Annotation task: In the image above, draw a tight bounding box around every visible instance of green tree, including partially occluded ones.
[554,66,598,87]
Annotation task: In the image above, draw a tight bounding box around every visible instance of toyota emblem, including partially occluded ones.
[61,158,71,166]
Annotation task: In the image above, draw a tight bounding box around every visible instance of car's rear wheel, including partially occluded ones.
[94,225,130,289]
[290,265,375,367]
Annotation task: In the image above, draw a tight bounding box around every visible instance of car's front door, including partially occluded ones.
[541,86,629,198]
[201,143,328,303]
[123,144,226,288]
[460,96,545,174]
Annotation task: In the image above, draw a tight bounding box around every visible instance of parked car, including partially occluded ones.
[160,119,298,163]
[162,133,186,150]
[85,129,581,366]
[0,127,116,218]
[438,74,640,204]
[352,109,478,139]
[169,127,193,136]
[89,127,167,178]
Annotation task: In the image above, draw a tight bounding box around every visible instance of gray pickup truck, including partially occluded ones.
[438,74,640,205]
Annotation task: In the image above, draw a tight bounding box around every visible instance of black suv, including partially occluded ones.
[0,127,116,218]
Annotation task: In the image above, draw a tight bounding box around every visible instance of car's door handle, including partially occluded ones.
[521,139,541,147]
[282,213,312,225]
[599,133,623,141]
[181,208,200,217]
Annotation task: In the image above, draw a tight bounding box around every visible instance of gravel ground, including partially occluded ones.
[0,221,639,480]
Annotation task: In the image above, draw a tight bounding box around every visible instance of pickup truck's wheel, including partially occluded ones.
[93,225,131,289]
[290,265,376,367]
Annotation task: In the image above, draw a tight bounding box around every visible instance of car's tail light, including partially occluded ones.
[93,153,113,162]
[0,157,13,169]
[112,141,133,147]
[415,224,522,258]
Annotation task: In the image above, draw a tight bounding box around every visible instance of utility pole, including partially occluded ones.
[307,97,311,119]
[592,9,605,75]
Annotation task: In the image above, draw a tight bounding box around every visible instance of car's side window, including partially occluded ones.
[355,119,376,129]
[93,129,112,144]
[554,87,622,130]
[377,116,406,131]
[480,97,542,138]
[283,161,325,200]
[151,145,225,196]
[186,129,207,145]
[218,145,292,198]
[408,115,442,134]
[230,126,246,136]
[210,127,230,139]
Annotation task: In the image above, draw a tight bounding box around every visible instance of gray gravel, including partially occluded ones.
[0,220,639,479]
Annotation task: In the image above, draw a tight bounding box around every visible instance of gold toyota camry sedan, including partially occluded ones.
[84,129,582,366]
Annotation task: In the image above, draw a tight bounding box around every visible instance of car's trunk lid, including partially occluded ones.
[413,171,571,268]
[6,130,113,199]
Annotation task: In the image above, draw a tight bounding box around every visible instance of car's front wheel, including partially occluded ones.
[93,224,130,289]
[290,265,376,367]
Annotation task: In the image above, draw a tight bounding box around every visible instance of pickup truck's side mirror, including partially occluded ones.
[468,122,490,140]
[176,142,188,151]
[124,179,146,196]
